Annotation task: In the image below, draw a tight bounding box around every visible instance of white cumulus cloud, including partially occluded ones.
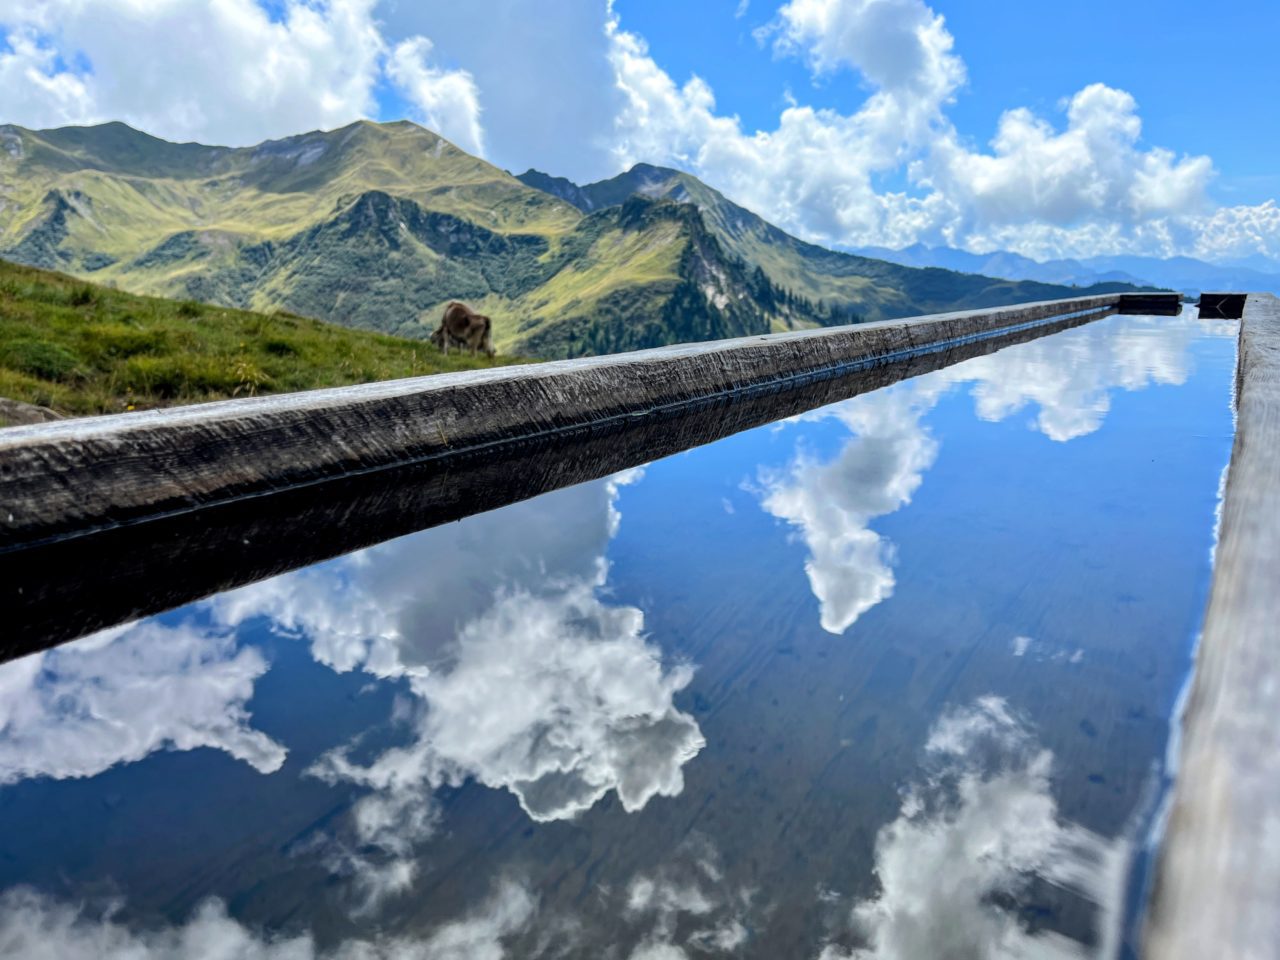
[375,0,621,182]
[923,83,1215,258]
[770,0,965,104]
[602,0,1279,261]
[607,1,954,247]
[4,0,1276,260]
[0,0,483,151]
[0,26,93,129]
[386,36,485,156]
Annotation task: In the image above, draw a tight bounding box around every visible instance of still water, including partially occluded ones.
[0,311,1237,959]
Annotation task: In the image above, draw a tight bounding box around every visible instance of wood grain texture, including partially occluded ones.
[2,294,1153,550]
[1147,293,1280,958]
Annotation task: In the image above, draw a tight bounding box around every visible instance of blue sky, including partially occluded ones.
[611,0,1280,207]
[2,0,1278,263]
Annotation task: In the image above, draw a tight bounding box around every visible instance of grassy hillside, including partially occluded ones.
[0,120,843,357]
[1,120,1142,362]
[0,258,513,421]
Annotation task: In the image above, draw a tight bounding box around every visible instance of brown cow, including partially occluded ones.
[431,301,495,357]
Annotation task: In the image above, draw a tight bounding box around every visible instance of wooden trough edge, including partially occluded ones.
[1,292,1173,550]
[1145,292,1280,957]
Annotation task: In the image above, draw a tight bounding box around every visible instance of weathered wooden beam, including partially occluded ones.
[0,300,1122,661]
[1146,293,1280,958]
[1,294,1125,553]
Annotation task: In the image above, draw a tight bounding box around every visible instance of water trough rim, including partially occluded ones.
[0,302,1120,556]
[0,297,1122,447]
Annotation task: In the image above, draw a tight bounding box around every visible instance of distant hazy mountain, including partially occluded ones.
[0,119,1144,360]
[854,243,1280,296]
[1217,253,1280,274]
[1074,255,1280,295]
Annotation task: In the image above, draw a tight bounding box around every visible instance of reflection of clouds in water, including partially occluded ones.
[0,620,285,785]
[211,559,408,682]
[760,387,938,634]
[0,470,661,803]
[213,469,703,908]
[0,853,762,960]
[407,578,703,821]
[624,838,754,959]
[209,470,637,682]
[1009,635,1085,664]
[820,697,1128,960]
[940,315,1212,442]
[307,575,704,909]
[760,313,1228,634]
[0,878,536,960]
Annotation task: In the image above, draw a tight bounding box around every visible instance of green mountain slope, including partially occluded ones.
[518,162,1146,318]
[0,258,513,421]
[2,120,577,252]
[1,120,1140,361]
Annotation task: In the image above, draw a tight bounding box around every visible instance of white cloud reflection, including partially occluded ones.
[0,313,1222,928]
[758,313,1231,634]
[937,315,1208,442]
[0,877,536,960]
[209,469,639,679]
[211,469,704,908]
[819,697,1129,960]
[0,619,285,785]
[0,853,758,960]
[402,577,703,821]
[760,386,939,634]
[623,838,754,960]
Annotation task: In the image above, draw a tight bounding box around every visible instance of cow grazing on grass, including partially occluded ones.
[432,301,495,357]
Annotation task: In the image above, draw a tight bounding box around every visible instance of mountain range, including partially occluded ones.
[853,243,1280,296]
[1,119,1145,359]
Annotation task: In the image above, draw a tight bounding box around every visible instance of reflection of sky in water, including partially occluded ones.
[757,313,1228,635]
[0,312,1238,958]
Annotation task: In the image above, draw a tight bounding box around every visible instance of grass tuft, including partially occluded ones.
[1,338,81,382]
[69,285,97,307]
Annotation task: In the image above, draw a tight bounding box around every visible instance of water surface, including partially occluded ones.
[0,310,1238,959]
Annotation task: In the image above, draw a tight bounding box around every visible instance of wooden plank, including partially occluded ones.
[1146,293,1280,958]
[0,294,1121,551]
